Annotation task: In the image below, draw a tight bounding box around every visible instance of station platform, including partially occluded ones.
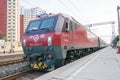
[35,47,120,80]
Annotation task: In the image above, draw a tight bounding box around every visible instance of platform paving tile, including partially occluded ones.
[35,47,120,80]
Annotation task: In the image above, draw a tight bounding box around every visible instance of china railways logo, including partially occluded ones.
[30,35,39,42]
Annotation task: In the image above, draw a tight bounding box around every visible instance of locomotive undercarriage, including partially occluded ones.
[65,47,99,64]
[23,46,102,71]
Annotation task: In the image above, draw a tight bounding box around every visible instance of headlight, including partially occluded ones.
[22,39,26,46]
[47,54,53,59]
[48,36,52,46]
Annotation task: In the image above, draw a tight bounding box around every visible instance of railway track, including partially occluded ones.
[0,59,25,67]
[0,54,24,59]
[0,54,46,80]
[0,69,31,80]
[0,54,25,67]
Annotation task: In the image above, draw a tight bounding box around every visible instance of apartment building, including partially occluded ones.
[7,0,20,42]
[0,0,20,42]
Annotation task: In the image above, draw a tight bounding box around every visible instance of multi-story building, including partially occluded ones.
[20,7,46,41]
[0,0,20,42]
[30,7,46,18]
[7,0,20,42]
[0,0,7,39]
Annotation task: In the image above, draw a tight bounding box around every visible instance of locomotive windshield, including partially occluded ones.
[26,17,56,32]
[27,21,41,31]
[40,18,54,29]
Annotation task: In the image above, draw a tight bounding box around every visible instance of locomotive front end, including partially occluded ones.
[22,15,58,71]
[23,34,56,71]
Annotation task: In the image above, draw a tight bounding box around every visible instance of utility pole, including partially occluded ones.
[117,6,120,41]
[117,6,120,53]
[111,22,115,43]
[10,28,14,53]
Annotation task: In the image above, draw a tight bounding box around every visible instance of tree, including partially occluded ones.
[0,31,6,41]
[0,31,2,39]
[112,35,119,47]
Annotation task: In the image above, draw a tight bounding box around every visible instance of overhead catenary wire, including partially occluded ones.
[21,0,38,7]
[57,0,73,13]
[22,0,85,23]
[68,0,81,14]
[58,0,85,23]
[67,0,84,22]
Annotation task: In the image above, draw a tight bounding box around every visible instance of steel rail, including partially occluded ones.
[0,69,31,80]
[0,54,24,59]
[0,59,25,67]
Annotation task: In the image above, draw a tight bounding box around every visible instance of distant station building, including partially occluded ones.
[0,0,20,42]
[20,6,46,41]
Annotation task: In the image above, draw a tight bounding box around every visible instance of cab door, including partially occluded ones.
[64,19,73,48]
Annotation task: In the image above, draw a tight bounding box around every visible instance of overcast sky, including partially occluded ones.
[20,0,119,43]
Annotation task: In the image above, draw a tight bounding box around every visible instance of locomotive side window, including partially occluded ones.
[27,20,41,31]
[40,18,54,29]
[65,22,70,32]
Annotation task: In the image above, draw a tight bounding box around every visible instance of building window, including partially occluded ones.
[8,26,11,28]
[13,40,15,42]
[12,45,15,48]
[1,46,5,49]
[8,6,11,8]
[8,29,11,31]
[8,36,11,38]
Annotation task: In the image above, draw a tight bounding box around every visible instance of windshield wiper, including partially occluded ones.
[26,29,38,33]
[39,28,50,32]
[26,28,50,34]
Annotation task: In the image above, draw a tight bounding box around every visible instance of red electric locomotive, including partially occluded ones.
[22,13,106,71]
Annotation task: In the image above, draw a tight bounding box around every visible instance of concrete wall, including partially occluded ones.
[0,42,23,53]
